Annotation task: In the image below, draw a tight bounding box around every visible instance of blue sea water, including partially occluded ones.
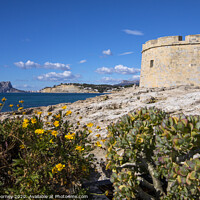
[0,93,106,112]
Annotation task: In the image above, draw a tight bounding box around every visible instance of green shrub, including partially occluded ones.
[105,107,200,200]
[0,103,95,196]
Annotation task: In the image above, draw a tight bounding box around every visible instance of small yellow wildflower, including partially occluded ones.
[37,111,42,115]
[1,97,6,102]
[31,118,37,124]
[66,110,72,116]
[48,112,52,116]
[9,104,13,108]
[65,133,75,140]
[56,163,65,171]
[35,129,45,134]
[101,139,106,143]
[23,118,29,123]
[17,104,20,107]
[51,130,58,137]
[75,146,84,152]
[95,141,102,147]
[56,114,61,118]
[0,103,2,106]
[96,134,101,138]
[19,100,24,104]
[105,190,109,196]
[88,129,92,133]
[54,121,59,127]
[18,107,23,111]
[62,105,67,109]
[79,116,82,119]
[22,122,28,128]
[87,122,93,127]
[82,166,87,171]
[19,144,25,149]
[49,139,54,144]
[52,167,58,174]
[96,126,101,129]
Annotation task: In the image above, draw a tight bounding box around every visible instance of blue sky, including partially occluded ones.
[0,0,200,91]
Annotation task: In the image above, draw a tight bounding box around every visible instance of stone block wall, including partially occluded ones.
[140,34,200,88]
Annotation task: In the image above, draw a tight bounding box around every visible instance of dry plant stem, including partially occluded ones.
[137,186,156,200]
[141,158,165,197]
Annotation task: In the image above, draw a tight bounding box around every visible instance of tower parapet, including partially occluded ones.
[140,34,200,88]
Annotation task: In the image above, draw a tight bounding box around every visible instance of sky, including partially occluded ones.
[0,0,200,91]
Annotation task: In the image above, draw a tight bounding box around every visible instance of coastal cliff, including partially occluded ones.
[0,81,25,93]
[40,84,99,93]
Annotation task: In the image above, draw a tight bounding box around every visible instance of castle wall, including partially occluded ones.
[140,35,200,87]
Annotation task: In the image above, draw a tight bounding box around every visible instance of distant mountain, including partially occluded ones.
[114,80,140,87]
[0,81,26,93]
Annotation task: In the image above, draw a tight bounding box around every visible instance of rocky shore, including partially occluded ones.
[1,84,200,198]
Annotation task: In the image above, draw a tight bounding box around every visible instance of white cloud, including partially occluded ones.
[114,65,140,75]
[96,65,140,75]
[43,62,70,70]
[119,51,134,56]
[79,60,87,64]
[37,71,79,82]
[131,75,140,80]
[95,67,113,74]
[122,29,144,36]
[100,77,122,84]
[14,60,70,70]
[14,60,40,69]
[102,49,112,56]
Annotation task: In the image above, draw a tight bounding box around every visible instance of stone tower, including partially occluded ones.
[140,35,200,88]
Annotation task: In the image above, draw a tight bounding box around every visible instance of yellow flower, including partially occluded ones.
[48,112,52,116]
[82,166,87,171]
[51,130,58,137]
[79,116,82,119]
[35,129,45,134]
[105,190,109,196]
[96,126,101,129]
[18,107,23,111]
[37,111,42,115]
[53,121,59,127]
[62,105,67,109]
[49,139,54,144]
[1,97,6,102]
[65,133,75,140]
[66,110,72,116]
[52,167,58,174]
[23,118,29,123]
[19,100,24,104]
[101,139,106,143]
[0,103,2,106]
[88,129,92,133]
[87,122,93,127]
[31,118,37,124]
[75,146,84,152]
[9,104,13,108]
[56,163,65,171]
[22,122,28,128]
[56,113,61,118]
[19,144,25,149]
[96,134,101,138]
[17,104,20,107]
[95,141,102,147]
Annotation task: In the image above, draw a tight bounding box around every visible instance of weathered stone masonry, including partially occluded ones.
[140,35,200,88]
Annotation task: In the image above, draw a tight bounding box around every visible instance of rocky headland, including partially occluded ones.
[1,84,200,198]
[0,81,25,93]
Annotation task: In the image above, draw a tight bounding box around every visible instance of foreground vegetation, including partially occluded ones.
[0,98,200,199]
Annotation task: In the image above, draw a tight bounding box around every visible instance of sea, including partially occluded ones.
[0,93,106,112]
